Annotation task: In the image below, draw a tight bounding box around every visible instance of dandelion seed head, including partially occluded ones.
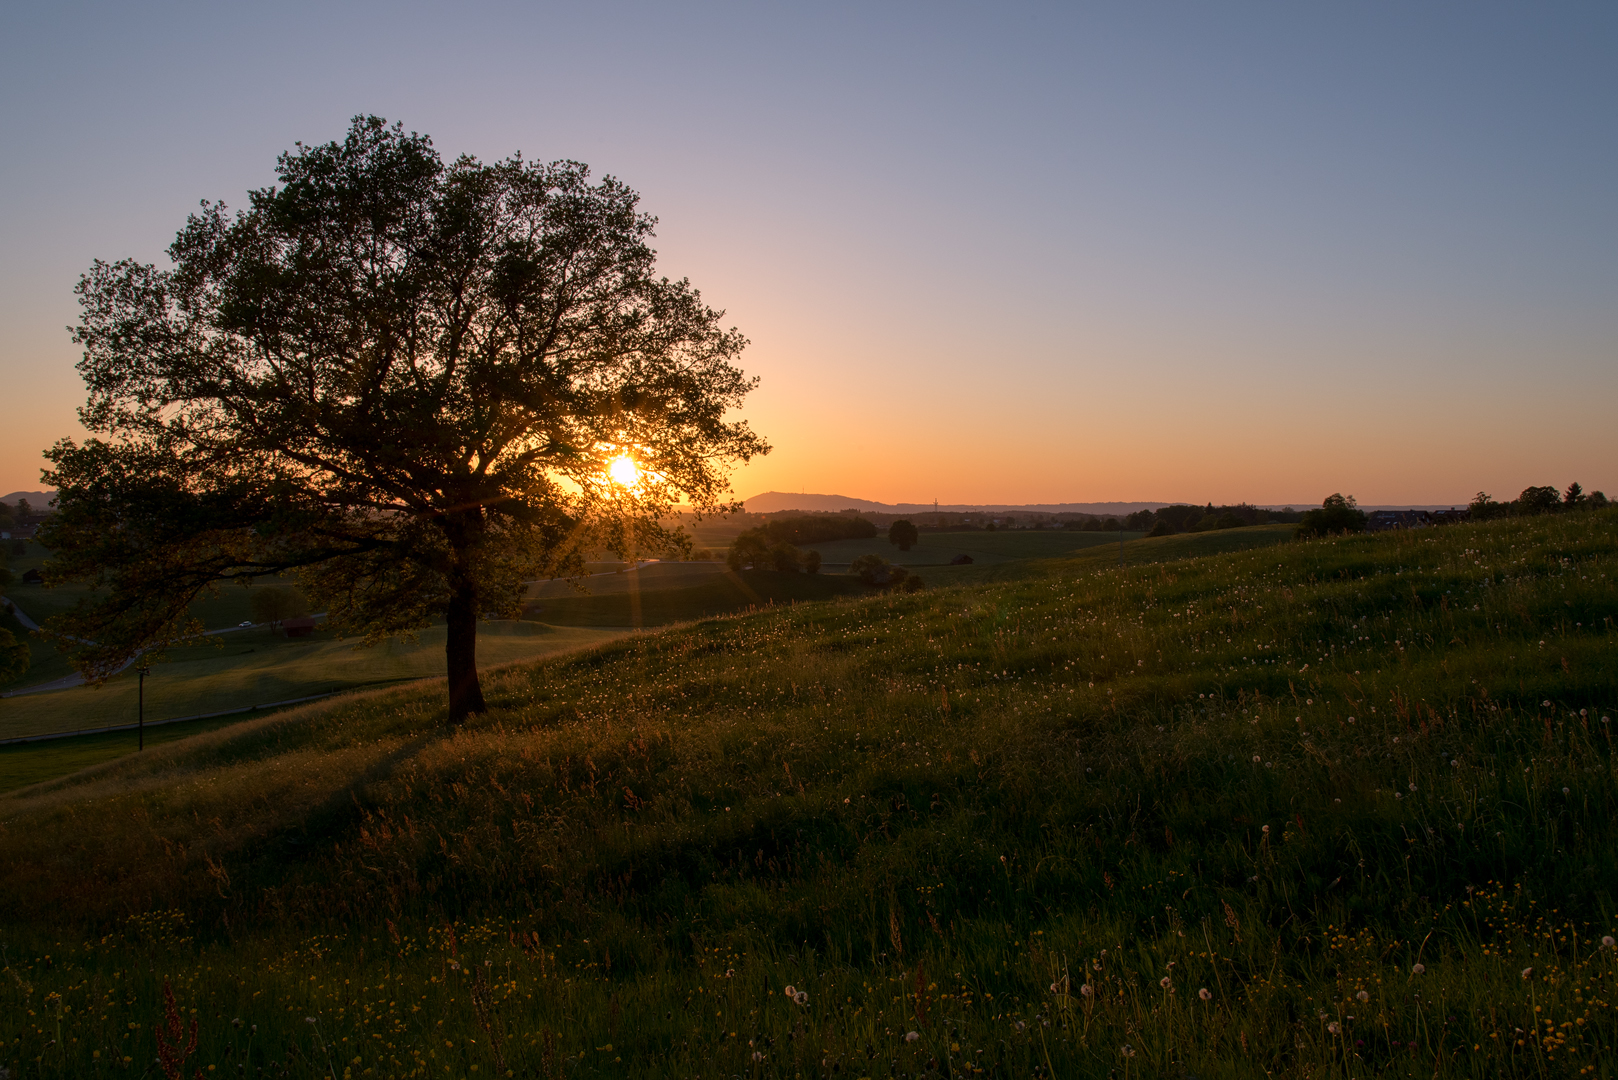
[904,1031,920,1042]
[1412,964,1425,975]
[1080,984,1094,997]
[1199,988,1212,1001]
[794,990,809,1006]
[1327,1022,1341,1035]
[1522,967,1533,979]
[1160,976,1172,988]
[1356,991,1369,1002]
[1601,936,1615,948]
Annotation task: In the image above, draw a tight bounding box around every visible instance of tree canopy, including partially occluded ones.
[887,519,918,551]
[43,117,766,721]
[1295,493,1366,538]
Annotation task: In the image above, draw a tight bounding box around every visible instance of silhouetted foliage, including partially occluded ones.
[887,520,919,552]
[1469,491,1504,521]
[1516,486,1562,516]
[1296,493,1367,538]
[1564,482,1586,507]
[42,116,766,723]
[850,553,907,589]
[769,541,802,573]
[802,550,822,574]
[0,627,27,684]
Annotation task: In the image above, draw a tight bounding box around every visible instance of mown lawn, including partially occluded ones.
[0,510,1614,1078]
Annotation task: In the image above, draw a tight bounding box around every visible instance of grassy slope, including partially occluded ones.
[0,512,1614,1078]
[807,529,1146,567]
[524,565,867,626]
[0,622,626,742]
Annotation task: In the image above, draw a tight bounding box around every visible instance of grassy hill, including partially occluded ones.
[0,511,1614,1078]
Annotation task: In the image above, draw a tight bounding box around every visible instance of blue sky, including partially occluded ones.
[2,2,1613,503]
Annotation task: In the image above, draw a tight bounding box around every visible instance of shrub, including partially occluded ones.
[802,550,822,574]
[887,520,919,552]
[1516,486,1561,516]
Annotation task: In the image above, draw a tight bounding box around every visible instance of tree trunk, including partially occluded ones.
[444,515,488,724]
[445,577,487,723]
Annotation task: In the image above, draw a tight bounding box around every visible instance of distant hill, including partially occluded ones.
[0,491,52,507]
[743,491,1171,515]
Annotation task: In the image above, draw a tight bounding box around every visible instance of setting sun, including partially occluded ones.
[607,455,640,487]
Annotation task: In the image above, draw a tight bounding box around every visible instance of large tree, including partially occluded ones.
[43,117,767,721]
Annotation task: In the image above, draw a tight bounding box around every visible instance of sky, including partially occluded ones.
[2,2,1614,507]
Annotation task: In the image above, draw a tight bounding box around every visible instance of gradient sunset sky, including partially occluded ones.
[2,2,1614,506]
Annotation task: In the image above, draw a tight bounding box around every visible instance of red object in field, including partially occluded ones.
[283,616,317,637]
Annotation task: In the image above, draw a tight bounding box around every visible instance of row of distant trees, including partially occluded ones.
[1470,483,1606,520]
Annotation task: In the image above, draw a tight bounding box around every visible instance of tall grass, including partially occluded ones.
[1,510,1614,1077]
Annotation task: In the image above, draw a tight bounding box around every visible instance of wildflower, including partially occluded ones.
[1327,1022,1341,1035]
[1347,716,1355,724]
[1408,782,1417,792]
[305,1017,318,1025]
[1080,984,1094,997]
[1356,990,1369,1002]
[1521,967,1533,979]
[784,985,796,998]
[1252,755,1261,763]
[1412,964,1425,975]
[1015,1020,1027,1032]
[1261,825,1269,834]
[904,1031,920,1042]
[1160,976,1172,989]
[1564,787,1571,795]
[1198,988,1212,1001]
[1602,936,1615,948]
[794,990,809,1006]
[751,1051,764,1062]
[1121,1044,1136,1058]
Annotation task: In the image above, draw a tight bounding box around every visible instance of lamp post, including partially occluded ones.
[137,664,150,750]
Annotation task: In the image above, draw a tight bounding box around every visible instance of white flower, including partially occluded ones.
[304,1016,318,1025]
[1411,963,1425,975]
[904,1031,920,1042]
[1198,988,1212,1001]
[1080,984,1094,997]
[1603,936,1615,948]
[1356,991,1369,1002]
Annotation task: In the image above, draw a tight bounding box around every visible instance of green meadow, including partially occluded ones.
[0,511,1615,1078]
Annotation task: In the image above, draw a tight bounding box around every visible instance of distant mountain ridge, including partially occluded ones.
[0,491,53,507]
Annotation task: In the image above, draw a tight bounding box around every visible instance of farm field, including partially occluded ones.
[0,509,1613,1077]
[524,564,866,626]
[804,528,1146,567]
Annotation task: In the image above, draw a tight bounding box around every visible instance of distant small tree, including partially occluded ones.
[769,541,802,573]
[1564,481,1586,507]
[1296,493,1366,538]
[726,532,772,571]
[850,553,906,588]
[1468,491,1500,521]
[802,550,822,574]
[1101,518,1120,532]
[1516,486,1561,516]
[249,586,309,631]
[888,520,919,552]
[1590,490,1610,508]
[1215,512,1243,530]
[1148,520,1175,537]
